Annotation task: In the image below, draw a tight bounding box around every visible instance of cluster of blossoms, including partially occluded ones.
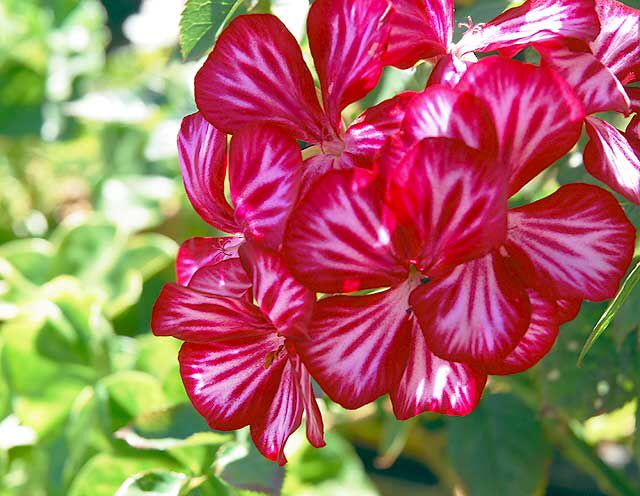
[153,0,640,464]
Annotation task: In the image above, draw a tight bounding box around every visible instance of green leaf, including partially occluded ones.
[115,470,188,496]
[2,311,94,436]
[579,260,640,364]
[540,302,637,420]
[68,453,180,496]
[100,371,169,430]
[215,436,284,495]
[98,176,180,232]
[118,234,178,281]
[282,431,379,496]
[447,393,549,496]
[179,0,247,60]
[0,238,54,285]
[51,219,121,280]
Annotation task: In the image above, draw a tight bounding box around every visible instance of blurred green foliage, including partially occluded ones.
[1,0,640,495]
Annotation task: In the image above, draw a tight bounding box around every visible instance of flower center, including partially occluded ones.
[320,138,345,157]
[263,344,285,369]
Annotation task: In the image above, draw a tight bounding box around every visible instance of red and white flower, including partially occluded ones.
[537,0,640,203]
[152,243,323,465]
[194,0,418,191]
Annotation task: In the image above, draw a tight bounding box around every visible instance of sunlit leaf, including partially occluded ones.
[68,453,181,496]
[115,470,188,496]
[282,431,379,496]
[215,435,285,496]
[179,0,247,60]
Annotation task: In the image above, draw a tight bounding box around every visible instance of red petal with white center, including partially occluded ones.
[187,258,251,299]
[457,57,585,195]
[179,336,285,430]
[391,319,486,419]
[307,0,392,129]
[298,284,413,409]
[178,113,238,233]
[539,44,630,114]
[484,289,559,375]
[288,351,325,448]
[401,85,498,154]
[239,242,315,339]
[176,236,243,286]
[152,284,270,342]
[344,91,418,168]
[427,54,473,88]
[583,116,640,204]
[389,138,507,275]
[455,0,599,57]
[284,169,407,293]
[194,15,331,143]
[591,0,640,84]
[229,126,302,250]
[506,183,636,301]
[384,0,453,69]
[251,359,302,465]
[411,252,531,366]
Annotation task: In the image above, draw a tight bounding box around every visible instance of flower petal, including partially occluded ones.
[229,125,303,250]
[239,242,315,339]
[628,87,640,111]
[591,0,640,84]
[299,152,356,197]
[179,336,285,430]
[391,319,487,419]
[152,283,270,342]
[284,169,407,293]
[427,54,473,88]
[307,0,392,129]
[389,138,508,275]
[401,85,498,157]
[289,351,325,448]
[251,359,303,465]
[187,258,252,299]
[298,284,413,409]
[195,14,331,143]
[457,57,585,195]
[583,116,640,204]
[411,252,531,366]
[506,183,636,301]
[178,113,238,233]
[484,289,559,375]
[384,0,453,69]
[455,0,599,57]
[557,298,582,323]
[539,44,630,114]
[176,236,243,286]
[344,91,419,168]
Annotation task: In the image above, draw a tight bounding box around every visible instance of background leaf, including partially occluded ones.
[179,0,247,60]
[447,393,550,496]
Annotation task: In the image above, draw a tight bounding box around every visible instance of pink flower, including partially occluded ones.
[161,116,324,462]
[177,113,303,252]
[384,0,599,69]
[152,242,323,465]
[283,57,635,414]
[536,0,640,203]
[193,0,416,190]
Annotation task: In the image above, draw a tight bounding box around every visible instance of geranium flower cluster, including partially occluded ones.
[153,0,639,464]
